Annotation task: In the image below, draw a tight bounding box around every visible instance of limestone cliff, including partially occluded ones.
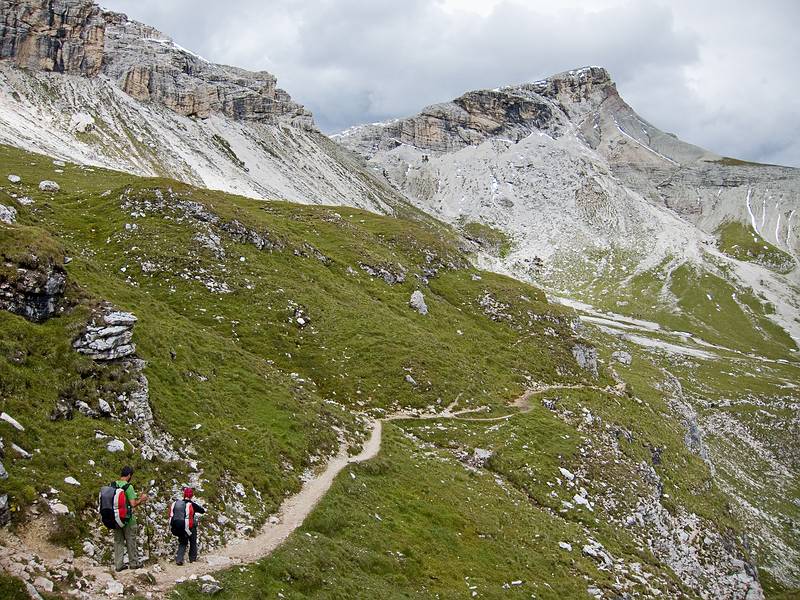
[0,0,312,126]
[0,0,105,76]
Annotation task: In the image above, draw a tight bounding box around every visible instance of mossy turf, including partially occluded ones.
[716,221,795,274]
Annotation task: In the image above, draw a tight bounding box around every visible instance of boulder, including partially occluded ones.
[50,398,74,421]
[200,582,223,595]
[0,255,67,322]
[107,439,125,453]
[64,476,81,486]
[7,174,21,183]
[11,443,32,459]
[74,308,138,361]
[105,579,124,596]
[38,181,60,193]
[0,460,7,480]
[571,344,599,378]
[50,503,69,516]
[98,399,113,415]
[612,350,632,366]
[83,541,97,557]
[25,583,44,600]
[1,412,25,431]
[33,577,54,593]
[0,204,17,224]
[409,291,428,315]
[471,448,493,467]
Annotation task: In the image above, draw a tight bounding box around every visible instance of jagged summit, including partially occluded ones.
[335,65,626,157]
[0,0,312,126]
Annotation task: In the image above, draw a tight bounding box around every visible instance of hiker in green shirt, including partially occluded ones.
[114,465,149,572]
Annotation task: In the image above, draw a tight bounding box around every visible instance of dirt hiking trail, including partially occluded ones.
[2,383,617,598]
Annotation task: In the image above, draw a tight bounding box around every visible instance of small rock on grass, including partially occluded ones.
[7,174,21,183]
[1,412,25,431]
[0,205,17,224]
[409,290,428,315]
[38,180,60,192]
[107,439,125,453]
[200,582,223,595]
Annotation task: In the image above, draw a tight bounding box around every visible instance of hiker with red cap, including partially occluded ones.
[169,487,206,565]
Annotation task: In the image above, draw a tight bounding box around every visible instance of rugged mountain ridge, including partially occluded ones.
[0,0,310,124]
[0,0,406,211]
[336,67,800,346]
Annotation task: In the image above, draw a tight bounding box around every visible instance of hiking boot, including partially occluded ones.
[176,561,184,566]
[115,565,129,572]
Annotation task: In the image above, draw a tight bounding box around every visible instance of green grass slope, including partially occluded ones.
[0,144,586,551]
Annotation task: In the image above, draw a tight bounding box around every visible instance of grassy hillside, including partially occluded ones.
[1,144,796,599]
[716,221,795,274]
[0,144,586,552]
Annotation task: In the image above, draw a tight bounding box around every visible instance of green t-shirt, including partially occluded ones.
[116,480,138,526]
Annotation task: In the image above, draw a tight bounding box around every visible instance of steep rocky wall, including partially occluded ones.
[101,11,313,126]
[0,0,105,76]
[0,0,313,126]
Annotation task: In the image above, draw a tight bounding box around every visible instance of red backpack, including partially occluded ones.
[99,482,131,529]
[169,499,195,536]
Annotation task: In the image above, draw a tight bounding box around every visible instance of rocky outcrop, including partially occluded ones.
[572,344,599,378]
[0,0,313,126]
[336,67,615,157]
[72,308,136,360]
[409,290,428,315]
[0,203,15,223]
[0,0,105,76]
[103,11,313,126]
[0,252,66,321]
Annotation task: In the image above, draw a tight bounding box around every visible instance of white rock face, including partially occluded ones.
[105,579,124,596]
[337,68,800,349]
[0,63,402,214]
[0,203,16,224]
[1,412,25,431]
[38,180,60,192]
[409,290,428,315]
[106,439,125,453]
[50,502,69,516]
[612,351,633,365]
[33,577,54,593]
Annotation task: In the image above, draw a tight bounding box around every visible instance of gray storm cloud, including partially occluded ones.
[102,0,800,167]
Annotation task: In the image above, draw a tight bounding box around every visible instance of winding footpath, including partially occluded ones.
[3,383,616,599]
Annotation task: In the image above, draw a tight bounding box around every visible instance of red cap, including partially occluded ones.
[183,487,194,499]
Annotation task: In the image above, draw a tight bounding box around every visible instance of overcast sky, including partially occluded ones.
[101,0,800,167]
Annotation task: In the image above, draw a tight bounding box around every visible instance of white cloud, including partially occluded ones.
[102,0,799,166]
